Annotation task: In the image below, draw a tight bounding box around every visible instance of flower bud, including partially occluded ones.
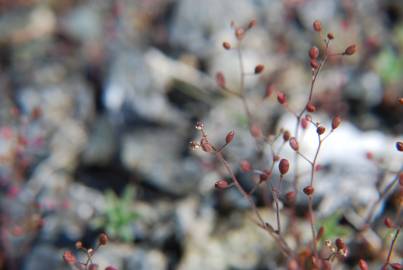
[310,60,319,69]
[283,130,290,141]
[309,47,319,59]
[279,159,290,175]
[223,42,231,50]
[344,44,357,55]
[215,180,229,189]
[200,138,213,153]
[335,238,345,251]
[384,217,394,228]
[316,126,326,135]
[216,72,226,88]
[254,64,265,74]
[313,20,322,32]
[277,92,287,104]
[306,103,316,113]
[332,116,341,129]
[396,141,403,151]
[240,160,252,172]
[358,259,368,270]
[303,185,314,196]
[225,131,235,144]
[75,241,83,249]
[327,32,334,40]
[289,137,299,151]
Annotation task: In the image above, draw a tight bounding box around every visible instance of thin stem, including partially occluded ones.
[383,228,400,268]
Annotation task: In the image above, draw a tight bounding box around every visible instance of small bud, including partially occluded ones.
[200,138,213,153]
[240,160,252,172]
[279,159,290,175]
[277,92,287,104]
[98,233,108,245]
[235,27,245,40]
[325,240,332,247]
[225,131,235,144]
[283,130,290,141]
[195,121,204,130]
[310,59,319,69]
[335,238,345,251]
[390,263,402,270]
[63,251,77,265]
[259,170,272,182]
[365,151,374,160]
[223,42,231,50]
[289,137,299,151]
[358,259,368,270]
[286,191,296,203]
[215,180,229,189]
[309,47,319,59]
[332,116,341,129]
[216,72,226,88]
[75,241,83,249]
[189,141,200,150]
[384,217,394,228]
[399,97,403,105]
[396,141,403,151]
[301,118,308,129]
[343,44,357,56]
[316,126,326,135]
[313,20,322,32]
[254,64,265,74]
[306,103,316,113]
[316,226,324,240]
[303,185,314,196]
[327,32,334,40]
[250,124,262,138]
[248,19,256,29]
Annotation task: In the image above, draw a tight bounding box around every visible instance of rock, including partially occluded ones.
[126,248,167,270]
[24,245,64,270]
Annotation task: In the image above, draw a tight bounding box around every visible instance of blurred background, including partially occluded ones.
[0,0,402,269]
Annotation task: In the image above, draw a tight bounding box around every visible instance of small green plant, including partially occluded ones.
[92,185,139,242]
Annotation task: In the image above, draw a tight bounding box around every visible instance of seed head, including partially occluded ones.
[313,20,322,32]
[215,72,226,88]
[225,130,235,144]
[344,44,357,56]
[306,103,316,113]
[283,130,290,141]
[215,180,229,190]
[327,32,334,40]
[254,64,265,74]
[303,185,314,196]
[289,137,299,151]
[396,141,403,151]
[279,159,290,175]
[332,116,341,129]
[63,251,77,265]
[309,47,319,59]
[277,92,287,104]
[240,160,252,172]
[358,259,368,270]
[223,42,231,50]
[316,126,326,135]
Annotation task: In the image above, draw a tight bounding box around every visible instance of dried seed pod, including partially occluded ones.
[384,217,394,228]
[396,141,403,151]
[306,103,316,113]
[316,126,326,135]
[309,47,319,59]
[215,180,229,189]
[254,64,265,74]
[223,42,231,50]
[344,44,357,55]
[332,116,341,129]
[310,59,319,69]
[240,160,252,172]
[279,159,290,175]
[75,241,83,249]
[313,20,322,32]
[277,92,287,104]
[215,72,226,88]
[358,259,368,270]
[289,137,299,151]
[225,131,235,144]
[303,185,314,196]
[327,32,334,40]
[283,130,291,141]
[335,238,345,250]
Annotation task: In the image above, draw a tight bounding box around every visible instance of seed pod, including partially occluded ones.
[390,263,402,270]
[279,159,290,175]
[240,160,252,172]
[200,138,213,153]
[223,42,231,50]
[332,116,341,129]
[358,259,368,270]
[289,137,299,151]
[316,126,326,135]
[327,32,334,40]
[75,241,83,249]
[303,185,314,196]
[301,118,308,129]
[286,191,296,203]
[313,20,322,32]
[335,238,345,250]
[254,64,265,74]
[215,72,226,88]
[399,97,403,105]
[277,92,287,104]
[225,131,235,144]
[283,130,290,141]
[344,44,357,55]
[309,47,319,59]
[384,217,394,228]
[306,103,316,113]
[63,251,77,265]
[215,180,229,189]
[248,19,257,29]
[310,59,319,69]
[396,141,403,151]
